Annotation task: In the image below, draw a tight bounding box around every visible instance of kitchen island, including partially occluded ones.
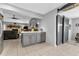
[21,31,46,47]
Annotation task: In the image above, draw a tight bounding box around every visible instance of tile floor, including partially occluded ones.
[1,39,79,56]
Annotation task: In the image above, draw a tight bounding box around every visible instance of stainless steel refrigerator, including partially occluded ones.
[56,15,69,45]
[63,17,69,43]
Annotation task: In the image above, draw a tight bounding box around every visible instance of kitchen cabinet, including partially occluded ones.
[36,33,41,43]
[29,33,36,44]
[41,32,46,42]
[21,32,37,46]
[21,33,31,46]
[21,32,46,47]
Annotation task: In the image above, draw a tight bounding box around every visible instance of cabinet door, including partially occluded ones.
[22,33,31,46]
[31,33,36,44]
[41,32,46,42]
[36,33,41,43]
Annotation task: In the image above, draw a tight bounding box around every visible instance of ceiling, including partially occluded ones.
[1,8,29,19]
[59,5,79,19]
[9,3,65,15]
[2,3,79,19]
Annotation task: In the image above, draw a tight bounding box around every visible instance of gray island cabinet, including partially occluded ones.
[21,31,46,47]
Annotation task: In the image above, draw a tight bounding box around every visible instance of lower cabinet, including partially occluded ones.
[30,33,37,44]
[22,33,31,46]
[21,33,37,46]
[21,32,46,47]
[41,32,46,42]
[36,33,41,43]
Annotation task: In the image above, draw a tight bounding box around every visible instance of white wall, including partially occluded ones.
[41,9,57,46]
[71,18,79,40]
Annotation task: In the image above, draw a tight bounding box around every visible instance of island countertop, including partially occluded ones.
[21,31,45,33]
